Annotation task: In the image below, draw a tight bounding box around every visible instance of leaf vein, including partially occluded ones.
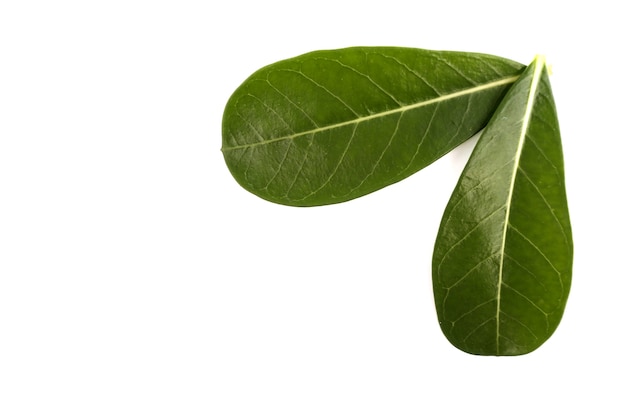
[314,56,403,106]
[289,124,359,201]
[434,56,477,85]
[341,113,404,196]
[273,68,360,117]
[508,223,562,279]
[444,252,498,290]
[499,311,540,340]
[222,76,520,152]
[502,282,548,316]
[440,159,514,232]
[451,297,496,324]
[265,79,320,128]
[437,204,507,276]
[503,253,548,291]
[373,52,442,95]
[463,317,495,343]
[518,167,571,247]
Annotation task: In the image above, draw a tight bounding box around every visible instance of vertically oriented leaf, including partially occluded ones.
[222,47,524,206]
[432,56,573,356]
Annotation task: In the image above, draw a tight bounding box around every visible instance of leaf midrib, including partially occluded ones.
[495,57,545,355]
[221,76,520,152]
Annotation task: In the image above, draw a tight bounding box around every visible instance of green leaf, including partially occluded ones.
[222,47,524,206]
[432,56,573,356]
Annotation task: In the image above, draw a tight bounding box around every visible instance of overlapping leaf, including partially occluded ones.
[432,56,573,356]
[222,47,524,206]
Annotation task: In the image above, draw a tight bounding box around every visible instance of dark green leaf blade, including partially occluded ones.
[222,47,524,206]
[432,56,573,356]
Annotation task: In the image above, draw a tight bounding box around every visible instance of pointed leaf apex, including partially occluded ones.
[533,54,552,74]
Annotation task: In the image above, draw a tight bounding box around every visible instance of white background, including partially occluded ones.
[1,1,624,416]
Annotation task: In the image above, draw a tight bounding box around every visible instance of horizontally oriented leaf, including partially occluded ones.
[222,47,524,206]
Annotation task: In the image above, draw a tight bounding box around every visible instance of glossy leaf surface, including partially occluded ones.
[432,57,573,356]
[222,47,524,206]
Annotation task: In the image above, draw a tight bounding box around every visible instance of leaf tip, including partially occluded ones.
[532,54,553,75]
[533,54,546,65]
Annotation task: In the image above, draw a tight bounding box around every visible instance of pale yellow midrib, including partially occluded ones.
[221,76,519,152]
[495,56,545,355]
